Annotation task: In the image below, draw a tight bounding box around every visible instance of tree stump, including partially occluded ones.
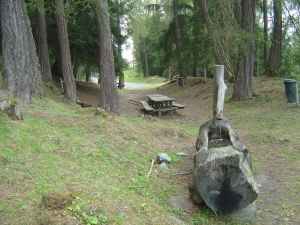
[0,99,23,121]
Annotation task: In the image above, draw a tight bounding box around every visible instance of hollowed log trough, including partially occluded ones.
[189,65,259,214]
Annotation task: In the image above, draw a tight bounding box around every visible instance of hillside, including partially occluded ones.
[1,76,300,224]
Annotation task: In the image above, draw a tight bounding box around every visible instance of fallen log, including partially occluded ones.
[76,100,92,108]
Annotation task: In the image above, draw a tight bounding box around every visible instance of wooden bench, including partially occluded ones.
[154,106,178,117]
[140,101,154,112]
[172,102,186,109]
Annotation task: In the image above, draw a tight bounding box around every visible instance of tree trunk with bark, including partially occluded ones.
[73,61,80,80]
[37,0,52,83]
[115,0,125,89]
[264,0,282,77]
[85,65,92,82]
[117,43,125,89]
[173,0,184,78]
[1,0,44,103]
[263,0,268,68]
[140,35,149,78]
[232,0,255,101]
[197,0,234,75]
[95,0,119,114]
[51,56,63,78]
[54,0,76,103]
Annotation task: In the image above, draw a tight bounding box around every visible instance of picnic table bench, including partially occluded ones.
[172,102,186,109]
[140,101,154,112]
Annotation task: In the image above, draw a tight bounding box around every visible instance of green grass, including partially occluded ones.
[1,77,300,224]
[0,97,199,224]
[123,70,166,88]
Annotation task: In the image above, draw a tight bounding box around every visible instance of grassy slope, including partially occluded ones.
[1,76,300,224]
[122,70,167,88]
[0,83,200,224]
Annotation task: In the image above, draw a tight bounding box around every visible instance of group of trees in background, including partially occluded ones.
[132,0,299,101]
[0,0,299,112]
[1,0,123,113]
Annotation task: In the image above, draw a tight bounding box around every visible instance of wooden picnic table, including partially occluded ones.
[147,94,175,109]
[141,94,178,117]
[140,94,186,117]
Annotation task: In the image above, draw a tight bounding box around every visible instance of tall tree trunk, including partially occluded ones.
[140,35,149,77]
[117,42,125,89]
[263,0,268,68]
[85,65,92,82]
[139,42,145,77]
[51,56,63,78]
[192,1,200,78]
[264,0,282,77]
[54,0,76,103]
[257,37,261,77]
[36,0,52,83]
[73,61,80,80]
[197,0,234,75]
[1,0,44,103]
[115,0,125,89]
[173,0,184,77]
[95,0,119,114]
[232,0,255,101]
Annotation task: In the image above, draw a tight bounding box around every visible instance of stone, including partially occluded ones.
[222,201,257,224]
[0,100,8,111]
[160,162,169,170]
[193,146,259,213]
[176,152,188,157]
[188,177,204,204]
[170,196,192,213]
[144,114,157,121]
[95,107,108,117]
[95,107,105,115]
[156,153,171,164]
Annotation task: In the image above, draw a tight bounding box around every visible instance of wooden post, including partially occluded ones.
[213,65,227,119]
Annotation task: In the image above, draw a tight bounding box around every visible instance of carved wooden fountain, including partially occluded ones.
[189,65,259,215]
